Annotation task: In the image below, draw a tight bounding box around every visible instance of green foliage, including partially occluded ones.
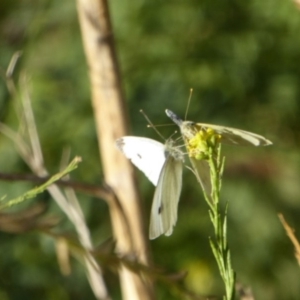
[204,145,235,300]
[1,0,300,299]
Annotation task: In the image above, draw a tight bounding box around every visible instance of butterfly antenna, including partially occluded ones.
[148,123,175,127]
[172,134,185,148]
[140,109,165,140]
[168,130,179,140]
[174,134,183,144]
[184,88,193,120]
[168,131,185,149]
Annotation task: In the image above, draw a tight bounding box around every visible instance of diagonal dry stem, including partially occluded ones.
[0,70,111,300]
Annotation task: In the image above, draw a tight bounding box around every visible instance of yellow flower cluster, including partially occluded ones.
[187,128,221,160]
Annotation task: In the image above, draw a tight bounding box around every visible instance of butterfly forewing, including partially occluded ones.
[195,123,272,146]
[116,136,167,186]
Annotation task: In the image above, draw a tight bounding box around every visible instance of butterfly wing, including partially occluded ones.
[195,123,272,146]
[166,109,272,147]
[149,155,183,239]
[116,136,166,186]
[189,157,212,196]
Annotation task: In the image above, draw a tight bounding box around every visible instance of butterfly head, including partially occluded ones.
[165,109,183,127]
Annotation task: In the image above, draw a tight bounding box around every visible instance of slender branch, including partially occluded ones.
[279,213,300,266]
[0,156,82,210]
[0,172,112,200]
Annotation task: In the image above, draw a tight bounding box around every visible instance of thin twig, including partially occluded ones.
[0,156,82,210]
[279,213,300,265]
[0,172,112,200]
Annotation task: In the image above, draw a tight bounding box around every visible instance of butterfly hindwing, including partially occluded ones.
[149,155,183,239]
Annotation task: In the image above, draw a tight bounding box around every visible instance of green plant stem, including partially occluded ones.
[201,145,236,300]
[0,156,82,210]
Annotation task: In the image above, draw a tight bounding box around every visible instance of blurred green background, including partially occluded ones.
[1,0,300,299]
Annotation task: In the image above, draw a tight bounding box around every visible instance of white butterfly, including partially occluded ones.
[116,136,184,239]
[165,109,272,195]
[165,109,272,147]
